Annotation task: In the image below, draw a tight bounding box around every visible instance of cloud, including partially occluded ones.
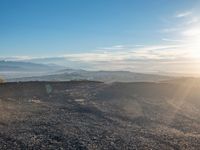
[98,45,125,51]
[1,42,200,75]
[0,56,33,61]
[182,26,200,37]
[186,17,199,25]
[161,28,181,33]
[162,38,184,43]
[176,11,192,18]
[0,44,190,63]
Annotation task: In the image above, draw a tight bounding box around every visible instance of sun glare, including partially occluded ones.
[188,38,200,58]
[182,25,200,58]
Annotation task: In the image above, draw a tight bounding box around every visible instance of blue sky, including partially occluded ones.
[0,0,200,74]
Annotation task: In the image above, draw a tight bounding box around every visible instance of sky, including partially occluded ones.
[0,0,200,74]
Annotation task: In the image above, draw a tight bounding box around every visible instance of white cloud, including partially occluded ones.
[186,17,199,25]
[161,28,180,33]
[1,43,200,75]
[176,11,192,18]
[0,56,33,61]
[162,38,184,43]
[98,45,125,51]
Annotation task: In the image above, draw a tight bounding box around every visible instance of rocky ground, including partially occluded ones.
[0,80,200,150]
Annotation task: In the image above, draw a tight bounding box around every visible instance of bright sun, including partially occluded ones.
[182,26,200,58]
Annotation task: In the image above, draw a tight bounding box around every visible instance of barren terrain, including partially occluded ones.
[0,80,200,149]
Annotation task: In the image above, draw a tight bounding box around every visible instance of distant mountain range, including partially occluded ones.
[7,70,172,83]
[0,60,174,82]
[0,60,57,71]
[0,60,65,79]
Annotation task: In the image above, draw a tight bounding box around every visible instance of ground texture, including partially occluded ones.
[0,81,200,150]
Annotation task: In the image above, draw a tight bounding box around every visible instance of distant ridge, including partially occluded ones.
[8,69,172,83]
[0,60,65,72]
[0,60,66,79]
